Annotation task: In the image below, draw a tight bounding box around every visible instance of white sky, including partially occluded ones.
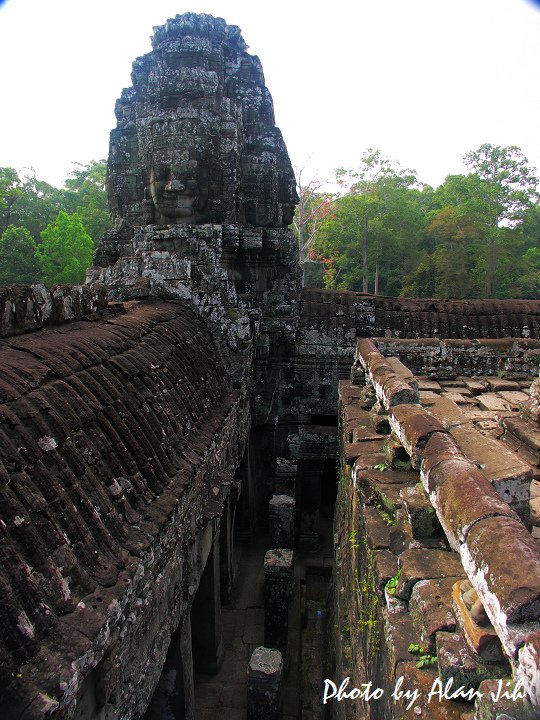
[0,0,539,190]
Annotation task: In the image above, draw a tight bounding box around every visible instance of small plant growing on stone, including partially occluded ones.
[381,510,396,526]
[349,529,359,550]
[407,643,438,668]
[385,570,401,595]
[373,463,388,471]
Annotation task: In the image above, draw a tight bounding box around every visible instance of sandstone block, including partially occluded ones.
[247,646,283,720]
[436,632,509,691]
[475,678,537,720]
[409,578,457,653]
[516,632,540,711]
[451,424,532,523]
[452,581,504,662]
[400,485,441,539]
[461,516,540,648]
[395,548,464,600]
[389,403,447,468]
[426,454,520,550]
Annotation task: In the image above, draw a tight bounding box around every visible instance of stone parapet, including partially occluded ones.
[0,282,109,338]
[335,340,540,717]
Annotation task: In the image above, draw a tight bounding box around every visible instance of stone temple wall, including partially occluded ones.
[295,289,540,419]
[2,10,540,720]
[330,338,540,719]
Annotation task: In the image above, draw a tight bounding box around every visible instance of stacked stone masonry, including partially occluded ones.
[333,336,540,719]
[2,11,540,720]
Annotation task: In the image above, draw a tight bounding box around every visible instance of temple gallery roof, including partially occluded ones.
[0,300,235,709]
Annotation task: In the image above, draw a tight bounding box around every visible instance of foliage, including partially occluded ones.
[0,167,24,231]
[0,160,111,246]
[407,643,438,669]
[61,160,111,245]
[462,144,539,295]
[37,211,94,286]
[385,570,401,596]
[0,225,40,285]
[293,168,335,264]
[309,144,539,300]
[313,150,427,294]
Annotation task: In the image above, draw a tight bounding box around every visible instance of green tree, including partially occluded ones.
[0,225,40,285]
[315,150,426,294]
[37,211,94,286]
[61,160,111,245]
[0,167,23,231]
[462,144,539,295]
[10,170,64,241]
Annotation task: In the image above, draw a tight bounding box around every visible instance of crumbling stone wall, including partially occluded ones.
[330,339,540,719]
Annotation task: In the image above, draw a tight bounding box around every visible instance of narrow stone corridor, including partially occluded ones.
[193,519,334,719]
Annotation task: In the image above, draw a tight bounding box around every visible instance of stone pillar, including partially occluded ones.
[220,492,236,603]
[191,534,224,674]
[269,495,295,549]
[275,456,297,496]
[299,459,323,549]
[264,549,294,662]
[246,646,283,720]
[145,615,194,720]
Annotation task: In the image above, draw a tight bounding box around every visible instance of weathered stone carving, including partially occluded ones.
[107,12,297,230]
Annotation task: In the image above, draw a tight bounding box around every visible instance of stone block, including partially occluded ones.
[478,392,511,412]
[452,581,504,662]
[394,661,470,719]
[264,550,294,660]
[487,378,521,392]
[451,424,532,523]
[516,632,540,711]
[475,678,537,720]
[247,646,283,720]
[425,453,519,550]
[464,378,490,392]
[269,495,295,549]
[373,549,399,596]
[383,609,422,673]
[461,517,540,652]
[419,390,440,405]
[400,485,441,539]
[389,403,448,468]
[436,632,510,691]
[409,578,457,653]
[395,548,464,601]
[384,434,412,471]
[363,506,392,550]
[428,396,472,429]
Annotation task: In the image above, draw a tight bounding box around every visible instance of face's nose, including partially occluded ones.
[165,178,186,193]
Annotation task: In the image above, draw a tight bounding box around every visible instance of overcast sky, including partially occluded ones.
[0,0,539,189]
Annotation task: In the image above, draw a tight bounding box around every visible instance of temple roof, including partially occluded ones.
[0,300,234,709]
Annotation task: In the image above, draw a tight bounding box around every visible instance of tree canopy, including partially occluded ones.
[37,211,94,286]
[308,144,540,299]
[0,161,111,287]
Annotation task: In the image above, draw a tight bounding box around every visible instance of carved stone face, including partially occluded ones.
[148,166,206,224]
[108,13,298,229]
